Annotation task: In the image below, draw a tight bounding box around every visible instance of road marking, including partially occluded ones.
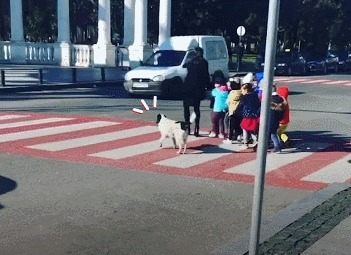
[0,114,29,121]
[27,126,157,151]
[89,133,208,160]
[0,117,73,129]
[153,143,247,168]
[327,80,350,85]
[0,121,118,143]
[302,79,329,84]
[223,142,331,175]
[274,78,290,82]
[301,154,351,183]
[289,78,310,83]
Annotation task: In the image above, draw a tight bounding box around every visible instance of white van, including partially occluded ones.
[123,35,229,97]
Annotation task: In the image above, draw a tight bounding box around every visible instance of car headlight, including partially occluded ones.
[153,75,165,82]
[277,63,287,67]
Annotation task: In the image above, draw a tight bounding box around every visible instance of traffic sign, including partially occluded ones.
[237,26,246,36]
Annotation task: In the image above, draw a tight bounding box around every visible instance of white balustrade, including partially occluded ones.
[25,43,55,64]
[0,42,12,62]
[71,45,93,67]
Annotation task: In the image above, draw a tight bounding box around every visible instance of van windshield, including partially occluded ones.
[143,50,186,67]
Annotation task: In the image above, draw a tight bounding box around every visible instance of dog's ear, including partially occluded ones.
[156,114,161,123]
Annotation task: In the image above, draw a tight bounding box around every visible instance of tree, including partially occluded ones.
[0,0,10,41]
[23,0,56,42]
[296,0,344,53]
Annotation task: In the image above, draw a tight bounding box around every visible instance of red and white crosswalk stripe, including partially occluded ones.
[274,77,351,86]
[0,112,350,191]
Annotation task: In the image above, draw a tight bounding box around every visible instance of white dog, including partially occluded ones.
[156,113,196,154]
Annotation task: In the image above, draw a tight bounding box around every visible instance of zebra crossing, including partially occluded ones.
[0,112,350,190]
[274,76,351,86]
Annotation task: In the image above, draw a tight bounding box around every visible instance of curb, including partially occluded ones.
[0,80,124,94]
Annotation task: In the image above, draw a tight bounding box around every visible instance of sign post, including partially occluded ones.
[236,26,245,72]
[236,25,246,43]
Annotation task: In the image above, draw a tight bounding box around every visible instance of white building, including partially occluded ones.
[0,0,172,69]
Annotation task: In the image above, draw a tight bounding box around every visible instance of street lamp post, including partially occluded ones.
[248,0,281,254]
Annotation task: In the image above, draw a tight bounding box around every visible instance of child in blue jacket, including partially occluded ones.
[209,79,229,138]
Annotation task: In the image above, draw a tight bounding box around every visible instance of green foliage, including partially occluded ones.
[1,0,351,53]
[23,0,56,42]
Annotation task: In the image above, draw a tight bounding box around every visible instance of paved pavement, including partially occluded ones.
[0,63,350,254]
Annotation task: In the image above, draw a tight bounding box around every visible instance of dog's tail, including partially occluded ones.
[189,112,196,123]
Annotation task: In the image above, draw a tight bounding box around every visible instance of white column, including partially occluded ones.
[158,0,171,46]
[57,0,70,43]
[10,0,26,63]
[128,0,153,69]
[134,0,147,45]
[10,0,24,42]
[123,0,135,46]
[55,0,71,66]
[93,0,116,66]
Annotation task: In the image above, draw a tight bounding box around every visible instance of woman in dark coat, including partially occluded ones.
[183,47,210,136]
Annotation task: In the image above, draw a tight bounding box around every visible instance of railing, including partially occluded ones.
[0,42,95,66]
[26,43,55,64]
[0,42,11,61]
[0,41,132,68]
[71,44,93,67]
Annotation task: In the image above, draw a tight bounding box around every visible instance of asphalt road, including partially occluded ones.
[0,74,350,255]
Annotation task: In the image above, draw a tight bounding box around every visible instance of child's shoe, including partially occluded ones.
[251,140,258,147]
[272,148,281,154]
[223,138,232,144]
[218,133,225,139]
[208,132,217,138]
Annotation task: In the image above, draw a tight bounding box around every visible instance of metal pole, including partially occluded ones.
[248,0,280,254]
[72,68,77,83]
[101,67,106,82]
[39,69,43,84]
[1,70,5,86]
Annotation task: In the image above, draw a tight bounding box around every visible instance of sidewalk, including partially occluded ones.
[213,183,351,255]
[0,64,127,93]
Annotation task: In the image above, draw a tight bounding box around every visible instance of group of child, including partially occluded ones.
[208,72,290,153]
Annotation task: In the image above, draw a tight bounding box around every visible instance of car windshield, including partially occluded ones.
[143,50,186,67]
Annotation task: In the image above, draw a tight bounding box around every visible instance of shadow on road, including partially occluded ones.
[291,108,351,115]
[287,130,351,150]
[0,175,18,210]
